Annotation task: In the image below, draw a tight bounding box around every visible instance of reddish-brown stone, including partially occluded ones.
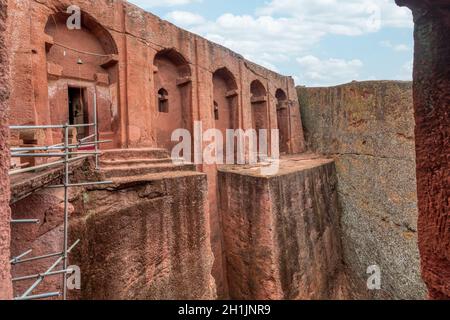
[10,190,70,298]
[218,155,357,300]
[396,0,450,299]
[7,0,305,154]
[69,163,216,300]
[298,81,427,299]
[9,154,217,300]
[0,0,12,300]
[6,1,306,298]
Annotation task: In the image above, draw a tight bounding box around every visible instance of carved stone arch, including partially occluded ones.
[153,48,193,157]
[44,10,120,147]
[275,88,289,153]
[212,67,239,159]
[250,80,269,156]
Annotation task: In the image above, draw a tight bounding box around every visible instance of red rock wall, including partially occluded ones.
[0,0,12,300]
[69,172,216,300]
[10,168,216,299]
[7,0,306,298]
[7,0,305,153]
[396,0,450,299]
[10,190,69,298]
[218,158,352,300]
[298,81,426,299]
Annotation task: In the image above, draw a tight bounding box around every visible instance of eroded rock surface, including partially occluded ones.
[10,190,70,298]
[218,156,359,300]
[0,0,12,300]
[6,1,306,297]
[68,156,216,300]
[298,81,427,299]
[396,0,450,299]
[8,152,216,300]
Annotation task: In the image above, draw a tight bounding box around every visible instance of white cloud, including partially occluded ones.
[129,0,413,86]
[394,44,410,52]
[395,59,413,80]
[129,0,202,8]
[187,14,326,63]
[165,11,205,25]
[380,40,410,52]
[296,55,364,86]
[256,0,412,31]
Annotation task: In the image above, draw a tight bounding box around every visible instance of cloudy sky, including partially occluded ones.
[128,0,413,87]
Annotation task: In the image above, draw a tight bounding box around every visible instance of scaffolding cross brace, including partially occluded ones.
[9,93,112,300]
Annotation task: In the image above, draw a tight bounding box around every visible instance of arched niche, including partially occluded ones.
[275,89,289,154]
[153,48,192,156]
[212,67,239,155]
[44,12,119,146]
[250,80,269,156]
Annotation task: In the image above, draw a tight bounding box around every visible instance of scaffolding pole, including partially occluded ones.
[9,108,112,300]
[94,91,99,170]
[8,155,90,176]
[11,250,63,265]
[13,268,74,282]
[11,219,40,224]
[15,292,61,301]
[11,140,112,153]
[62,123,70,300]
[12,152,101,158]
[10,250,32,264]
[16,240,80,300]
[9,123,94,130]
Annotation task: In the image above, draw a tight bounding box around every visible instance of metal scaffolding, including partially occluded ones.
[9,96,112,300]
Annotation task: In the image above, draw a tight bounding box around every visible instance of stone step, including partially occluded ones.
[104,171,204,186]
[101,163,196,178]
[101,148,170,161]
[100,158,172,168]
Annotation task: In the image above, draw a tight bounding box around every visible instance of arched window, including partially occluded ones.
[158,88,169,113]
[250,80,268,131]
[275,89,288,108]
[250,80,269,158]
[153,48,192,155]
[44,11,119,144]
[275,89,289,154]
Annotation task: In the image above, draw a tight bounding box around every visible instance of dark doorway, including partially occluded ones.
[276,89,289,154]
[68,87,88,139]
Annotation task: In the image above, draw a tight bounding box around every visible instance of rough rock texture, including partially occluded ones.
[7,0,306,296]
[9,156,216,300]
[396,0,450,300]
[10,189,70,298]
[0,0,12,300]
[298,81,427,299]
[69,170,216,300]
[9,160,85,299]
[218,155,358,300]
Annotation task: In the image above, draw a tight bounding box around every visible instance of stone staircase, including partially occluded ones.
[100,148,196,179]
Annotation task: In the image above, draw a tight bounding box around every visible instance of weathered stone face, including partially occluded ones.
[10,190,70,298]
[395,0,450,300]
[298,81,427,299]
[218,156,359,300]
[0,0,12,300]
[7,0,305,153]
[69,171,216,300]
[4,0,446,302]
[6,0,306,297]
[9,156,216,300]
